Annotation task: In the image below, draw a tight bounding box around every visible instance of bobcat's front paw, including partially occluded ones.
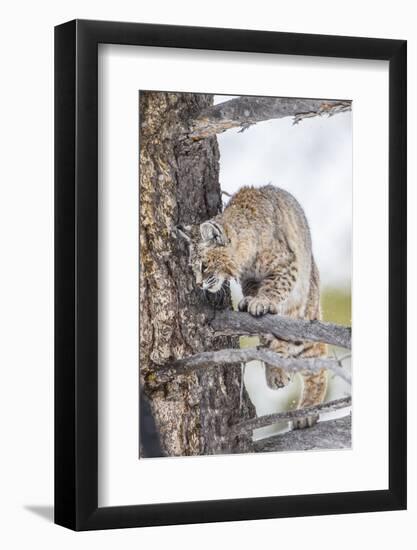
[238,296,250,312]
[244,297,277,317]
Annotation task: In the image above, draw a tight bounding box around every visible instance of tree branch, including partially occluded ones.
[231,397,351,436]
[190,96,352,139]
[253,415,351,452]
[165,348,351,384]
[210,311,351,349]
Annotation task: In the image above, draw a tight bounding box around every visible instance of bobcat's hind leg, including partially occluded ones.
[293,342,328,429]
[264,364,291,389]
[264,336,296,389]
[293,369,328,429]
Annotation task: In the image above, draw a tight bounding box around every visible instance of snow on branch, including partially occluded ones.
[210,311,351,350]
[165,348,351,384]
[190,96,352,139]
[231,397,352,436]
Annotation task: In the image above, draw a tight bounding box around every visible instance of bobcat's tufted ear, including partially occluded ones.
[200,221,226,245]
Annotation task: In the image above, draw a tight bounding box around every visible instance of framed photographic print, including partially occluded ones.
[55,19,406,530]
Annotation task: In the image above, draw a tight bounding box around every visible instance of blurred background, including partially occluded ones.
[214,95,352,440]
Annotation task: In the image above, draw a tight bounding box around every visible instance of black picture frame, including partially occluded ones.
[55,19,407,531]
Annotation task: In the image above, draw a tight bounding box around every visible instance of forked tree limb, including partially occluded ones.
[231,397,352,436]
[165,348,351,384]
[210,311,351,350]
[190,96,352,139]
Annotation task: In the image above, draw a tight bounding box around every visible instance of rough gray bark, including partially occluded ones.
[254,415,352,452]
[163,349,351,384]
[231,397,351,436]
[139,92,255,457]
[190,96,352,139]
[211,311,351,349]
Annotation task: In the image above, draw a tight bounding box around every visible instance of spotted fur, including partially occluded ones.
[180,185,328,428]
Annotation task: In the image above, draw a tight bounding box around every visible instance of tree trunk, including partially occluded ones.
[139,92,255,457]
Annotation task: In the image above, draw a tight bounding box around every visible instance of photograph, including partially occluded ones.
[139,91,352,458]
[0,1,409,542]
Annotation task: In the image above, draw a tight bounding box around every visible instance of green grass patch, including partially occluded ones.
[321,287,351,326]
[239,336,260,349]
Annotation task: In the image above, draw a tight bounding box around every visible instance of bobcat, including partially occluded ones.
[179,185,328,428]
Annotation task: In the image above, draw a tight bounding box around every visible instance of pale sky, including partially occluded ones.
[214,95,352,290]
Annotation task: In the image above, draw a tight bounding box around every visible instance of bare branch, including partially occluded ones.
[254,415,351,452]
[190,96,352,139]
[165,348,351,384]
[210,311,351,349]
[231,397,352,436]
